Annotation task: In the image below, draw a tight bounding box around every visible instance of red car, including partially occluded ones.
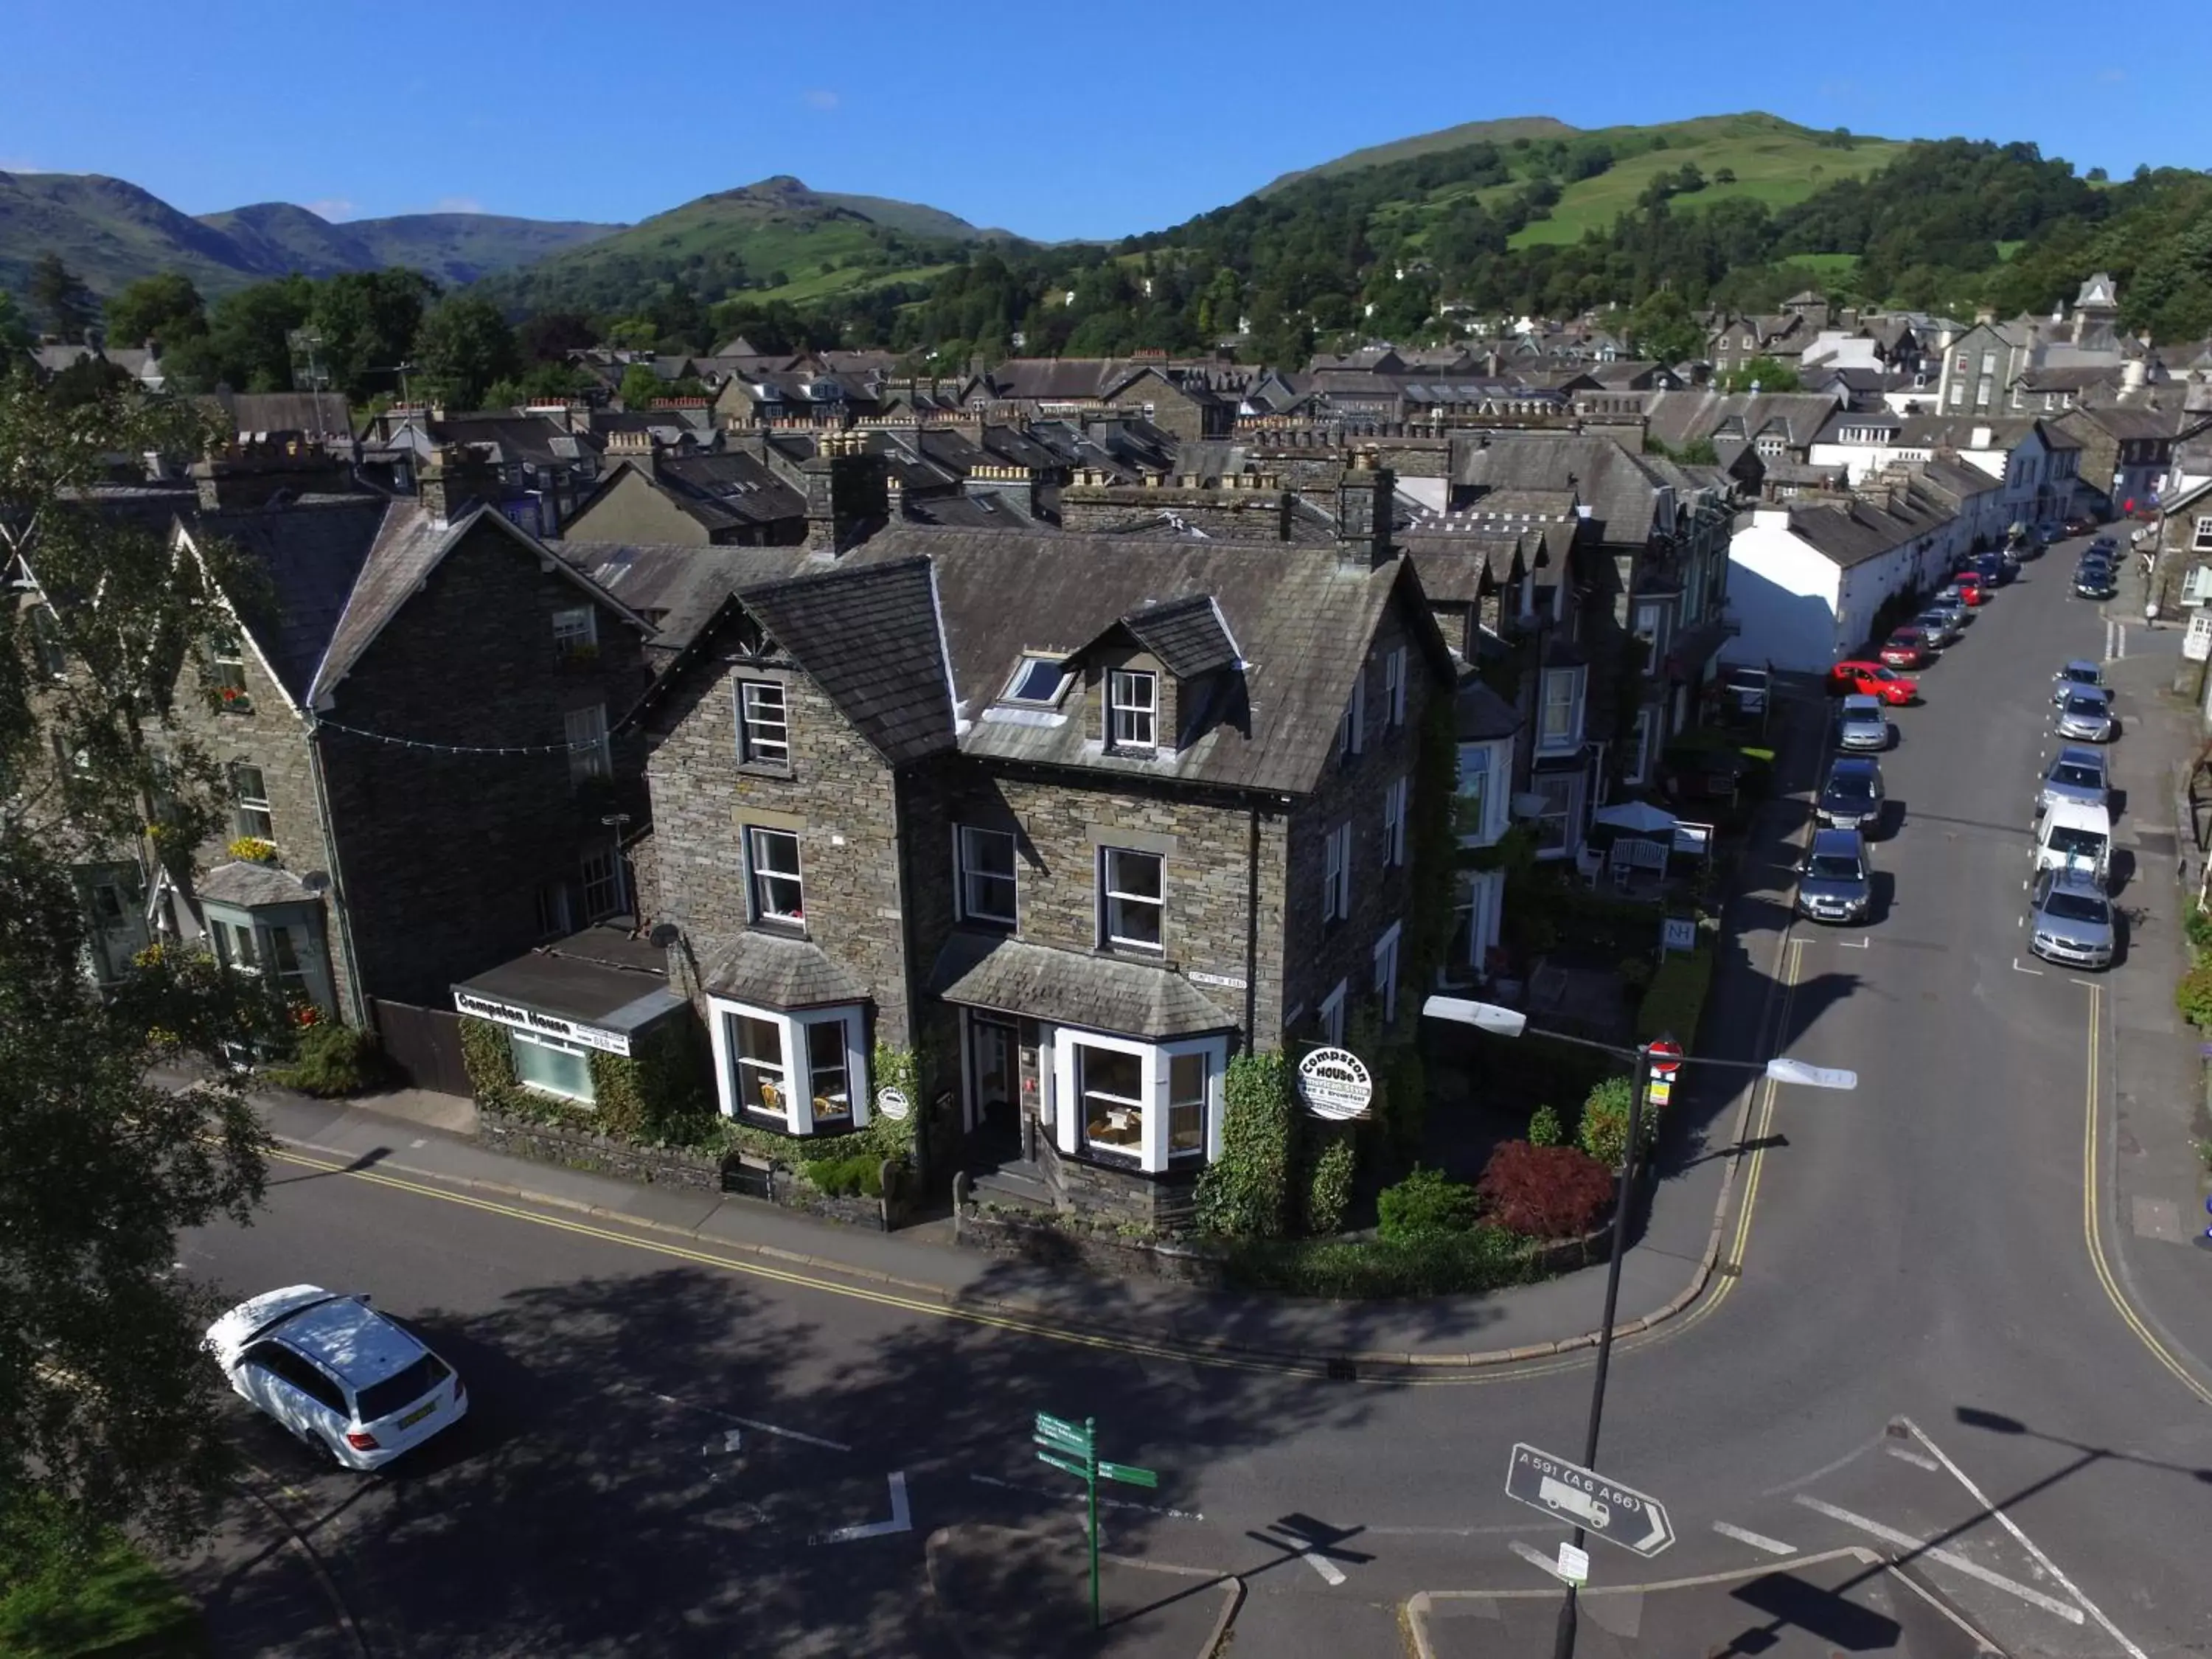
[1879,628,1929,669]
[1827,660,1919,703]
[1943,576,1988,607]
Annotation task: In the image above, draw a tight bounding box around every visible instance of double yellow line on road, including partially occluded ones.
[2078,984,2212,1408]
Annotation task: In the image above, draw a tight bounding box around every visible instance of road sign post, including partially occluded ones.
[1033,1413,1161,1630]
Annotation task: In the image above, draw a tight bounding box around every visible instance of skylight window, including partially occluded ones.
[1001,655,1070,705]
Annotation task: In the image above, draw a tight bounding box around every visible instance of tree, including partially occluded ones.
[617,363,667,409]
[412,292,519,409]
[1719,355,1802,392]
[102,273,206,350]
[27,254,98,341]
[517,310,599,362]
[161,276,313,394]
[1625,288,1705,366]
[0,288,29,355]
[307,270,435,401]
[0,379,288,1562]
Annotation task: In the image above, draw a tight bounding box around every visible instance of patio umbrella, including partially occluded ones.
[1592,799,1678,835]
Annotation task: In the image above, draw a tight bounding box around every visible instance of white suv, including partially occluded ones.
[206,1286,467,1470]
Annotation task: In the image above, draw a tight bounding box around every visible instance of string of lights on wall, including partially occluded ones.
[307,702,651,757]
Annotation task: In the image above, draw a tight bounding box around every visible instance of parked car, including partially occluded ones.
[1938,580,1986,610]
[2063,514,2098,538]
[1879,629,1930,669]
[1974,552,2011,587]
[2038,745,2110,816]
[2051,660,2104,703]
[1998,548,2023,580]
[1950,573,1989,606]
[1916,603,1966,645]
[2027,870,2115,969]
[2074,564,2118,600]
[205,1287,466,1471]
[2034,799,2112,886]
[1827,661,1919,703]
[1796,827,1874,924]
[1817,755,1886,832]
[2088,536,2119,554]
[1834,694,1891,751]
[2056,686,2118,742]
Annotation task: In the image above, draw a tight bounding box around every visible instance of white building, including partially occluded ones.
[1723,485,1963,671]
[1808,414,2081,530]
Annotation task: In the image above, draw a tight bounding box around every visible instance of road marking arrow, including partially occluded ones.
[810,1472,911,1545]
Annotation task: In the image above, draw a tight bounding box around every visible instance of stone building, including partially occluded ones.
[625,449,1456,1222]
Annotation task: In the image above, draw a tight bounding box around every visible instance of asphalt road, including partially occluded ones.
[177,538,2212,1658]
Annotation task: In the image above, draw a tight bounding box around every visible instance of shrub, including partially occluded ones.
[1527,1105,1567,1148]
[1618,955,1655,993]
[1218,1225,1551,1298]
[2178,964,2212,1029]
[1476,1140,1615,1239]
[802,1151,883,1198]
[1301,1135,1357,1236]
[268,1021,383,1097]
[1637,944,1715,1045]
[1377,1166,1479,1240]
[1577,1074,1655,1169]
[2186,906,2212,957]
[1194,1052,1294,1238]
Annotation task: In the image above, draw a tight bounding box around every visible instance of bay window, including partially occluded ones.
[1051,1031,1225,1172]
[709,998,869,1135]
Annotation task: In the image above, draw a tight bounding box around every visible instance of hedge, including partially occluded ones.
[1637,942,1716,1045]
[1216,1225,1555,1298]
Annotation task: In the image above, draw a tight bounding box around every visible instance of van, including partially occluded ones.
[2034,799,2111,887]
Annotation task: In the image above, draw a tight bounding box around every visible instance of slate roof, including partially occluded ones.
[183,499,389,705]
[898,490,1036,529]
[1783,493,1951,569]
[698,930,869,1009]
[1396,525,1547,604]
[734,557,957,768]
[1644,390,1843,453]
[928,932,1236,1038]
[218,391,356,440]
[198,860,319,908]
[846,526,1448,795]
[560,540,807,653]
[1455,680,1521,741]
[647,451,806,531]
[458,936,688,1032]
[1458,434,1663,546]
[1117,593,1241,678]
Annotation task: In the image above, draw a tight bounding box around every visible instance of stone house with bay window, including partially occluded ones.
[628,451,1455,1221]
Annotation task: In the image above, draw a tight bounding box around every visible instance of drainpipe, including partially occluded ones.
[1243,805,1262,1045]
[304,714,369,1029]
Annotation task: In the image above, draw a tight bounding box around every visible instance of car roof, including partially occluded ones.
[2062,685,2112,706]
[268,1296,425,1389]
[2053,744,2106,770]
[1888,626,1924,639]
[2043,799,2110,830]
[2039,870,2108,901]
[1840,694,1882,712]
[2059,659,2099,674]
[1810,825,1863,849]
[1831,755,1879,778]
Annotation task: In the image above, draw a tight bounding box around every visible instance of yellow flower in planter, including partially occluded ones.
[227,836,278,864]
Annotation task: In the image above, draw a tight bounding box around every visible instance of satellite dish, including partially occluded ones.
[647,922,681,947]
[299,870,331,894]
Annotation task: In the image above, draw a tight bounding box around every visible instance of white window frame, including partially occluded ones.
[229,761,274,842]
[1383,645,1407,729]
[745,825,804,925]
[1049,1029,1226,1172]
[706,997,870,1135]
[552,606,597,657]
[2194,515,2212,553]
[1318,979,1348,1046]
[956,824,1018,927]
[580,846,622,922]
[1322,821,1352,922]
[1382,774,1408,869]
[1530,771,1585,859]
[1538,666,1587,754]
[509,1028,596,1103]
[1002,654,1071,706]
[1338,670,1366,760]
[737,679,790,766]
[209,630,248,705]
[1108,669,1158,751]
[1455,742,1495,847]
[1373,921,1402,1026]
[566,704,611,785]
[1099,846,1165,951]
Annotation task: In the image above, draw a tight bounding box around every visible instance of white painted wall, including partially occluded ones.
[1722,510,1848,671]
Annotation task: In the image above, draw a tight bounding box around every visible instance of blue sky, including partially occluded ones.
[1,0,2196,241]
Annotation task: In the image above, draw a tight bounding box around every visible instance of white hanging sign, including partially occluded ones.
[874,1087,911,1121]
[1296,1047,1374,1120]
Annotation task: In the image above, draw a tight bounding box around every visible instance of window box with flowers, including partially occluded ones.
[227,836,279,864]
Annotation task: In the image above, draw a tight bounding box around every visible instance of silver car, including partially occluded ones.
[1913,607,1962,648]
[2027,870,2115,969]
[2051,660,2103,704]
[2037,746,2109,815]
[1835,693,1889,751]
[2054,686,2118,742]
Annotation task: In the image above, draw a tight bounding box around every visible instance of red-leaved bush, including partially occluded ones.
[1475,1140,1615,1239]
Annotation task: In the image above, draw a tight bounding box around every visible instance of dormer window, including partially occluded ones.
[1003,654,1071,706]
[1108,670,1158,751]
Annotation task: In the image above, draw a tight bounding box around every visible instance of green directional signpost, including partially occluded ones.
[1034,1411,1160,1630]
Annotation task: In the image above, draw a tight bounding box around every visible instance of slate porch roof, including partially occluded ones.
[928,932,1236,1039]
[698,930,869,1011]
[198,860,319,908]
[1115,593,1241,678]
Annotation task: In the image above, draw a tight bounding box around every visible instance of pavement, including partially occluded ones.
[164,533,2212,1658]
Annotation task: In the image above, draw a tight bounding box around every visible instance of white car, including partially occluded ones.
[206,1286,466,1470]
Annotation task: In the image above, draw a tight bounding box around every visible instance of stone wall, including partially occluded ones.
[956,1203,1226,1286]
[644,641,916,1046]
[1037,1134,1200,1228]
[319,517,655,1006]
[1058,484,1293,541]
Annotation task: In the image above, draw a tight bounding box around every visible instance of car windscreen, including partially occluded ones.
[2047,828,2106,858]
[2042,890,2109,924]
[1808,855,1864,880]
[354,1352,451,1425]
[2051,764,2101,788]
[2064,696,2107,717]
[1826,776,1874,801]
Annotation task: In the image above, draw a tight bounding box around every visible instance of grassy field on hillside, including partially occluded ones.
[750,260,959,304]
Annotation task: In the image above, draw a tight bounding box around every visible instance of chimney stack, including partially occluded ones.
[802,431,890,555]
[1335,446,1396,572]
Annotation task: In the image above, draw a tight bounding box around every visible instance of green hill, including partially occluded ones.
[478,175,1005,315]
[1261,115,1579,192]
[0,170,621,302]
